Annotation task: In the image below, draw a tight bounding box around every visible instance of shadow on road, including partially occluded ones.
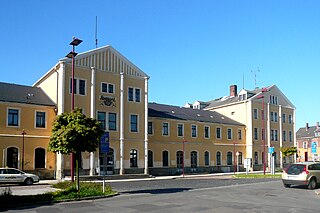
[122,187,193,194]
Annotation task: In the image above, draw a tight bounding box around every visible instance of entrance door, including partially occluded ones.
[305,152,308,162]
[7,147,18,168]
[100,148,114,175]
[191,151,197,172]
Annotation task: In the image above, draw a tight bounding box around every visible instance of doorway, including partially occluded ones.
[100,148,114,175]
[7,147,18,168]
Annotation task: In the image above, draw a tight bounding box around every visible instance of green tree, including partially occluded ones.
[48,108,104,191]
[280,146,297,157]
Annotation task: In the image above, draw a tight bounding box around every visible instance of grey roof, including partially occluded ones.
[149,102,244,126]
[0,82,56,106]
[203,87,266,109]
[296,126,320,138]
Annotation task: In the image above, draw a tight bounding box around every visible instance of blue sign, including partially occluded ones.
[311,142,317,154]
[100,132,110,153]
[268,147,274,154]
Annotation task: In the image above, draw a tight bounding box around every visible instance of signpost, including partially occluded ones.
[100,132,109,193]
[269,146,275,175]
[312,142,317,161]
[244,158,251,175]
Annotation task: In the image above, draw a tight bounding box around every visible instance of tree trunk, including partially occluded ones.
[76,151,80,192]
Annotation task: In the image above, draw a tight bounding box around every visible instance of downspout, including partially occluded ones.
[90,67,96,176]
[119,70,124,175]
[144,77,149,175]
[279,105,283,168]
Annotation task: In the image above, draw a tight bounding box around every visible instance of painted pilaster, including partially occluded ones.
[267,103,271,170]
[56,61,66,180]
[293,108,297,163]
[279,105,283,168]
[144,77,149,175]
[119,71,125,175]
[90,67,96,176]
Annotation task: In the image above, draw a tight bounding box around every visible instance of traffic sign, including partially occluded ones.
[311,142,317,154]
[100,132,110,153]
[268,147,274,154]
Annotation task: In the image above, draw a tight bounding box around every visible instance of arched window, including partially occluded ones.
[216,151,221,166]
[162,151,169,167]
[191,151,197,168]
[176,151,183,168]
[130,149,138,167]
[227,151,233,165]
[7,147,18,168]
[148,150,153,167]
[204,151,210,166]
[35,148,46,168]
[238,152,243,165]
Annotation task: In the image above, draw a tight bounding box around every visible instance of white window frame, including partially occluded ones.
[35,110,47,129]
[216,127,222,139]
[204,126,210,139]
[101,82,115,94]
[7,107,20,127]
[191,124,197,138]
[162,122,170,136]
[177,123,184,137]
[70,77,86,96]
[129,114,139,133]
[128,87,141,103]
[227,128,233,140]
[253,108,258,120]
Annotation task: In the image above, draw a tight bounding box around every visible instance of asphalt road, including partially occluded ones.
[3,176,320,212]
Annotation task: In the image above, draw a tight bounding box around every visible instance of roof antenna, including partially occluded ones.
[242,72,245,89]
[251,68,260,89]
[95,16,98,48]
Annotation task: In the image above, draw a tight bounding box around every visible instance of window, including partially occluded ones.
[271,130,274,141]
[204,151,210,166]
[254,152,258,164]
[270,112,274,122]
[289,115,293,124]
[274,112,278,122]
[108,113,117,131]
[270,95,278,105]
[34,148,45,168]
[128,87,141,103]
[262,129,265,140]
[227,128,232,140]
[130,149,138,167]
[227,152,233,165]
[275,130,278,141]
[177,124,184,137]
[162,122,169,136]
[130,114,138,132]
[101,83,115,94]
[238,129,242,140]
[128,88,134,101]
[289,131,293,142]
[79,80,86,95]
[148,150,153,167]
[253,109,258,119]
[135,88,141,102]
[254,128,258,140]
[70,78,86,95]
[283,131,286,142]
[204,126,210,139]
[36,111,46,128]
[8,109,19,126]
[97,112,106,130]
[162,151,169,167]
[176,151,183,169]
[216,151,221,165]
[238,152,243,165]
[303,141,308,149]
[148,122,153,135]
[216,127,221,139]
[282,114,286,123]
[191,125,197,137]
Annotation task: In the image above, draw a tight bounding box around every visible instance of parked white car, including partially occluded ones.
[0,168,40,185]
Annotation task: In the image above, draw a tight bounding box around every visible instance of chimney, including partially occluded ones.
[230,85,237,97]
[306,123,309,131]
[317,122,319,129]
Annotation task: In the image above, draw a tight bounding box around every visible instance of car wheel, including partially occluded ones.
[284,184,291,188]
[308,178,317,190]
[24,178,34,185]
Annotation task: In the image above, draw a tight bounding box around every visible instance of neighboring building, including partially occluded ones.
[296,122,320,162]
[33,45,149,179]
[148,103,246,175]
[188,84,296,170]
[0,82,56,178]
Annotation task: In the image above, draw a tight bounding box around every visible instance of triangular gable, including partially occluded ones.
[61,45,149,79]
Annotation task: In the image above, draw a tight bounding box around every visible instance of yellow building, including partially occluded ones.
[33,45,149,179]
[192,85,296,170]
[148,103,246,175]
[0,82,56,178]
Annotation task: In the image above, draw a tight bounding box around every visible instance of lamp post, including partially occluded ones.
[182,138,186,177]
[234,141,236,174]
[21,130,26,170]
[66,37,82,182]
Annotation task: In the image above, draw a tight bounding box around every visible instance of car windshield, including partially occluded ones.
[287,164,306,175]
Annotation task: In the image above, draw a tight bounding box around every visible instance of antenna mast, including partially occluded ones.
[95,16,98,48]
[251,68,260,88]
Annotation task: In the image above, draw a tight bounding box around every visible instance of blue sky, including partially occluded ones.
[1,0,319,129]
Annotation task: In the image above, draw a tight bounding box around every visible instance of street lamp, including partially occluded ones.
[66,37,82,182]
[21,130,26,170]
